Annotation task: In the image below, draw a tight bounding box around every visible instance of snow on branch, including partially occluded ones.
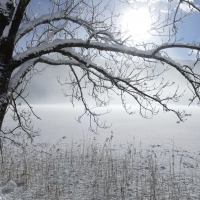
[13,38,152,63]
[152,43,200,55]
[9,58,39,91]
[9,56,81,91]
[13,38,200,88]
[15,11,95,44]
[0,0,13,17]
[38,56,80,66]
[0,0,17,38]
[13,38,199,84]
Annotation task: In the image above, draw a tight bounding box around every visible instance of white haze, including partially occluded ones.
[3,105,200,152]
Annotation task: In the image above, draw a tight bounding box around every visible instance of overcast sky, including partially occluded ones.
[18,0,200,106]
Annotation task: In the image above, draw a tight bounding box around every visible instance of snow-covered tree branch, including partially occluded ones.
[0,0,200,140]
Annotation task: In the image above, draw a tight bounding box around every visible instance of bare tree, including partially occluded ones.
[0,0,200,141]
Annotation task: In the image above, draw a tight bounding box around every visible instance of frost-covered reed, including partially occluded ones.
[0,135,200,199]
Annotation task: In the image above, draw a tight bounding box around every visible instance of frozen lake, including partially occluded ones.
[3,105,200,151]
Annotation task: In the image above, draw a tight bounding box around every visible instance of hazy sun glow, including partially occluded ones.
[121,8,151,41]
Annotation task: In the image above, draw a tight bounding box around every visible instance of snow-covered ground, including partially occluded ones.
[0,137,199,199]
[1,105,200,199]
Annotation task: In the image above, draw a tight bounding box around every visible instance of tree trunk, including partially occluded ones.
[0,0,24,134]
[0,1,16,133]
[0,64,12,163]
[0,67,12,132]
